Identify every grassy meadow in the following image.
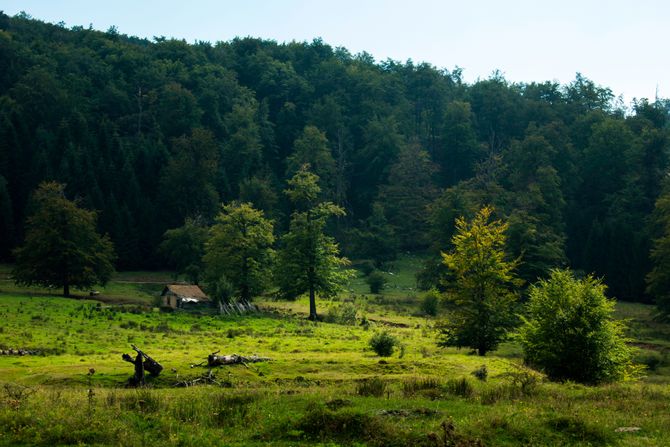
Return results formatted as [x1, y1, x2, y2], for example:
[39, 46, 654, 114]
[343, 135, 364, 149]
[0, 257, 669, 446]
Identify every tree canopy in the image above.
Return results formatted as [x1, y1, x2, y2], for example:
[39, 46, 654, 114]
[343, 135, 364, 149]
[12, 182, 115, 296]
[0, 13, 669, 307]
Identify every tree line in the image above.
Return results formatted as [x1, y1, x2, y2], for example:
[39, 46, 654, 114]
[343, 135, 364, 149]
[1, 12, 670, 308]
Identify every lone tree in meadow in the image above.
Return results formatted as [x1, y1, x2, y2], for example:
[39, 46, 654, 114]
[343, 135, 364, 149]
[437, 206, 521, 355]
[276, 165, 354, 320]
[519, 269, 634, 384]
[13, 182, 115, 297]
[203, 202, 275, 303]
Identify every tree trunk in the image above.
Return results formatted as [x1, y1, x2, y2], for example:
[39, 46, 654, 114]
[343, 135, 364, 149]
[308, 284, 317, 321]
[63, 283, 70, 297]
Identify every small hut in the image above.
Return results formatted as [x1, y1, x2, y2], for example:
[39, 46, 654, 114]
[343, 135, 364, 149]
[161, 284, 210, 309]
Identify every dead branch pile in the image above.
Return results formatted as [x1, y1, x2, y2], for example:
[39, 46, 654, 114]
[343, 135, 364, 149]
[0, 348, 40, 356]
[217, 300, 258, 315]
[174, 369, 220, 387]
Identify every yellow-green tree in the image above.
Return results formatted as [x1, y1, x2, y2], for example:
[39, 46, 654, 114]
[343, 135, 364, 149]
[438, 206, 521, 355]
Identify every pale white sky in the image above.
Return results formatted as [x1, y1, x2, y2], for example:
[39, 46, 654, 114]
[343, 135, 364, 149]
[2, 0, 668, 102]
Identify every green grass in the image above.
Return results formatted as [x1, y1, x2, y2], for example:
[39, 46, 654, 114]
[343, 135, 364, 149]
[0, 256, 669, 445]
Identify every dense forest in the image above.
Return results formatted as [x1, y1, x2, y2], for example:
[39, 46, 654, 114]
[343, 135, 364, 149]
[1, 12, 669, 303]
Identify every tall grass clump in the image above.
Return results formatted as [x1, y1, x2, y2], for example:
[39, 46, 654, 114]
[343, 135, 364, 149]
[356, 377, 388, 397]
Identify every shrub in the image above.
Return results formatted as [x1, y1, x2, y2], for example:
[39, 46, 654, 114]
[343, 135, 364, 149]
[421, 289, 440, 316]
[471, 365, 488, 381]
[326, 302, 358, 325]
[366, 270, 387, 294]
[518, 269, 635, 384]
[369, 331, 397, 357]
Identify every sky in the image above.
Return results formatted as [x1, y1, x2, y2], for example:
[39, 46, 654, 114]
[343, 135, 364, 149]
[2, 0, 668, 103]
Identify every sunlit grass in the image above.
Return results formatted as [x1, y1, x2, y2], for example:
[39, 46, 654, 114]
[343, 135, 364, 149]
[0, 255, 669, 445]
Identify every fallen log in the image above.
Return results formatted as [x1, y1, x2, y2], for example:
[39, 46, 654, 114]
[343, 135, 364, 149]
[204, 351, 271, 367]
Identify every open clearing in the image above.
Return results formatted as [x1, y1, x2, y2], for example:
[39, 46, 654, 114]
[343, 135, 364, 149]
[0, 257, 669, 446]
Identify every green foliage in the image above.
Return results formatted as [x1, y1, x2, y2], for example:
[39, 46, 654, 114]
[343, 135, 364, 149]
[366, 270, 387, 294]
[0, 13, 668, 305]
[159, 218, 208, 284]
[286, 126, 336, 197]
[357, 260, 376, 276]
[12, 182, 115, 296]
[438, 206, 521, 355]
[203, 202, 274, 303]
[349, 203, 398, 267]
[355, 377, 388, 397]
[444, 377, 475, 398]
[647, 181, 670, 319]
[421, 289, 440, 316]
[276, 166, 354, 319]
[378, 143, 438, 250]
[326, 302, 359, 325]
[368, 331, 398, 357]
[518, 269, 635, 384]
[0, 174, 13, 259]
[158, 128, 220, 227]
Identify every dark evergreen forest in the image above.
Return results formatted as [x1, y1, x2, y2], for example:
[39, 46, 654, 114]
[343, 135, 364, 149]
[1, 12, 669, 302]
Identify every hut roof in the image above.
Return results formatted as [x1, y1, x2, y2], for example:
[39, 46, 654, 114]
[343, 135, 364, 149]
[162, 284, 210, 302]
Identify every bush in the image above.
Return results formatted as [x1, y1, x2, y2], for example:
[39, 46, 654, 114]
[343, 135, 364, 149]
[368, 331, 397, 357]
[421, 289, 440, 316]
[326, 302, 358, 325]
[366, 270, 387, 294]
[518, 269, 635, 384]
[471, 365, 488, 381]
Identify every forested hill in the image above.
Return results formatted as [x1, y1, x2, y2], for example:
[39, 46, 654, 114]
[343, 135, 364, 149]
[0, 12, 668, 301]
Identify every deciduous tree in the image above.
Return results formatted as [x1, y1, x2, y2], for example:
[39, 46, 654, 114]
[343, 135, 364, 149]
[13, 182, 115, 297]
[203, 202, 274, 303]
[437, 206, 521, 355]
[276, 166, 353, 320]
